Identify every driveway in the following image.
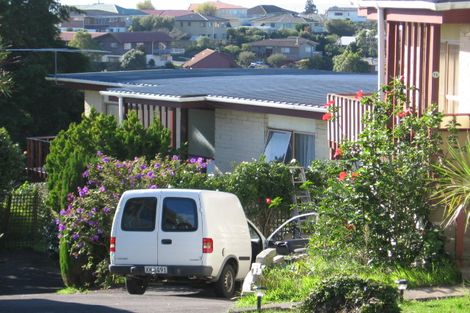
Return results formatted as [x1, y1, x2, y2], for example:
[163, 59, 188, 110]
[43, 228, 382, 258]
[0, 250, 233, 313]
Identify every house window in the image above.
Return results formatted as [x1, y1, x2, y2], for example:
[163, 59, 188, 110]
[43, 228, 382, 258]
[270, 23, 275, 28]
[201, 22, 206, 27]
[188, 21, 191, 26]
[305, 46, 313, 53]
[180, 21, 184, 27]
[123, 43, 132, 50]
[439, 42, 460, 114]
[334, 12, 343, 16]
[264, 129, 315, 168]
[281, 47, 291, 53]
[110, 42, 118, 48]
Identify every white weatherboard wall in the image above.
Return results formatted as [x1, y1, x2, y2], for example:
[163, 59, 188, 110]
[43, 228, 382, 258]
[84, 90, 105, 115]
[214, 109, 329, 173]
[214, 109, 267, 173]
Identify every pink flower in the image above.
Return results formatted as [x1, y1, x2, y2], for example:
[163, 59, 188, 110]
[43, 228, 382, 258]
[322, 113, 333, 121]
[323, 100, 335, 108]
[338, 171, 348, 181]
[333, 148, 342, 159]
[397, 108, 412, 118]
[356, 90, 363, 100]
[265, 198, 272, 205]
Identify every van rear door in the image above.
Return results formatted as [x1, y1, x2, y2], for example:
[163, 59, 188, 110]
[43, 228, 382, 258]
[157, 194, 203, 266]
[114, 196, 159, 265]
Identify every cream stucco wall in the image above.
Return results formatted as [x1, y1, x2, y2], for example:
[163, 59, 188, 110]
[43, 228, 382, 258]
[84, 90, 105, 115]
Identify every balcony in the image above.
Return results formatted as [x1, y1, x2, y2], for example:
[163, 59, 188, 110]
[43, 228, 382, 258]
[26, 136, 55, 182]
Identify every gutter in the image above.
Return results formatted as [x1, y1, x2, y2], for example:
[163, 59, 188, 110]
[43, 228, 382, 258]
[45, 76, 127, 88]
[99, 90, 327, 113]
[360, 0, 470, 11]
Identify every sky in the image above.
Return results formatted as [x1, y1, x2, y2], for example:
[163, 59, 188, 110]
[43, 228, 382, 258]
[58, 0, 359, 14]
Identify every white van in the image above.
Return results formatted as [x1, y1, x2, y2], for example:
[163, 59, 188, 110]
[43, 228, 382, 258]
[109, 189, 253, 298]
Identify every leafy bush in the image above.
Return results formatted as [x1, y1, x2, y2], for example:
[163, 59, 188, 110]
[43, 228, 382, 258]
[267, 53, 288, 68]
[310, 78, 445, 267]
[301, 275, 399, 313]
[46, 110, 171, 212]
[238, 51, 256, 67]
[58, 153, 208, 287]
[120, 47, 147, 70]
[0, 127, 25, 193]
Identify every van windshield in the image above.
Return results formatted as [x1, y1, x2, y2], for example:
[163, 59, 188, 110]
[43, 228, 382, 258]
[121, 197, 157, 231]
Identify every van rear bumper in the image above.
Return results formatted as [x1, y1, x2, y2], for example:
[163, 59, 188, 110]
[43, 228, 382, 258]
[109, 265, 213, 277]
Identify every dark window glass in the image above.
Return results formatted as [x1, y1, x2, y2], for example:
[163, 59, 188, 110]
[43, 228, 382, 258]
[121, 197, 157, 231]
[162, 197, 198, 232]
[264, 130, 292, 162]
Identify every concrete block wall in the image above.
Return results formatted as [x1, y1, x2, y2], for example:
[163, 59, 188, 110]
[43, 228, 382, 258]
[214, 109, 267, 173]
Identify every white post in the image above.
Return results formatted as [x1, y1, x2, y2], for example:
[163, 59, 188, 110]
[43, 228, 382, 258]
[176, 108, 181, 149]
[377, 5, 386, 96]
[118, 96, 124, 124]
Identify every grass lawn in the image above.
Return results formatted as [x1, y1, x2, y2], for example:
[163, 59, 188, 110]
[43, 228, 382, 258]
[400, 296, 470, 312]
[254, 296, 470, 313]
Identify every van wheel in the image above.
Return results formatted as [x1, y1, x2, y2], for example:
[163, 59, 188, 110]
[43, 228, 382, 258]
[125, 276, 147, 295]
[215, 264, 236, 298]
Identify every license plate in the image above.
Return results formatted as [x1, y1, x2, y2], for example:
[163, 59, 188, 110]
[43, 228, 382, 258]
[144, 266, 168, 274]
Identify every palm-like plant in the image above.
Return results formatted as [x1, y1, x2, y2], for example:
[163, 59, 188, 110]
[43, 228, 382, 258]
[432, 141, 470, 228]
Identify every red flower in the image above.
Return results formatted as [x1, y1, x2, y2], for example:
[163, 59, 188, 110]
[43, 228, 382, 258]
[333, 148, 342, 159]
[323, 100, 335, 108]
[338, 171, 348, 181]
[265, 198, 272, 205]
[355, 90, 363, 100]
[322, 113, 333, 121]
[397, 108, 412, 118]
[351, 172, 359, 179]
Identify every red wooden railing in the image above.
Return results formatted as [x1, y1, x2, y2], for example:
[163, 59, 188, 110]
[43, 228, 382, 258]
[26, 136, 55, 182]
[327, 93, 371, 158]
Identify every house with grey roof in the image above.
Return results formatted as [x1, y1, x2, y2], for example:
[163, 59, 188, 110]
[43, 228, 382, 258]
[60, 4, 147, 32]
[325, 6, 366, 22]
[247, 5, 296, 19]
[249, 37, 319, 61]
[251, 13, 317, 32]
[47, 69, 376, 172]
[174, 13, 230, 41]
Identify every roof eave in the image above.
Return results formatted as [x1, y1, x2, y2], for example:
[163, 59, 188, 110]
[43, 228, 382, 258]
[359, 0, 470, 11]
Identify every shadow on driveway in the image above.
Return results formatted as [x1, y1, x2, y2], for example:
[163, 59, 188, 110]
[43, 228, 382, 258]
[0, 299, 133, 313]
[0, 249, 64, 295]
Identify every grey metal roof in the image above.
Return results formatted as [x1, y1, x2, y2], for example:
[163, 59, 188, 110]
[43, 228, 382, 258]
[359, 0, 470, 10]
[50, 68, 377, 108]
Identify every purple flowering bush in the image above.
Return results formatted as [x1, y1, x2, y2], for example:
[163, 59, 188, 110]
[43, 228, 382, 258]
[58, 152, 208, 287]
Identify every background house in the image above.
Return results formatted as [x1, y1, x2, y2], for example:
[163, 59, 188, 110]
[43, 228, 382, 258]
[188, 1, 248, 26]
[250, 13, 315, 32]
[94, 32, 172, 65]
[325, 6, 367, 22]
[250, 37, 319, 61]
[60, 3, 147, 32]
[46, 69, 376, 172]
[174, 13, 229, 40]
[182, 49, 237, 68]
[247, 5, 295, 19]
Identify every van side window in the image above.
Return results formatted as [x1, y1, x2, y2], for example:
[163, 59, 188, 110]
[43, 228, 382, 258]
[121, 197, 157, 231]
[162, 197, 197, 232]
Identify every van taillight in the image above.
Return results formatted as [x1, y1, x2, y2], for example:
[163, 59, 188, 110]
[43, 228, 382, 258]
[203, 238, 213, 253]
[110, 236, 116, 253]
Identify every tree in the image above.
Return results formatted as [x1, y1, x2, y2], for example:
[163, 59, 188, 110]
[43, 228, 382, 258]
[267, 53, 287, 68]
[223, 45, 241, 56]
[196, 36, 213, 49]
[129, 16, 175, 32]
[0, 47, 12, 96]
[333, 50, 369, 73]
[136, 0, 154, 10]
[120, 47, 147, 70]
[195, 2, 217, 16]
[326, 19, 357, 36]
[0, 128, 24, 193]
[304, 0, 317, 14]
[355, 28, 378, 58]
[237, 51, 256, 67]
[68, 31, 100, 51]
[0, 0, 89, 144]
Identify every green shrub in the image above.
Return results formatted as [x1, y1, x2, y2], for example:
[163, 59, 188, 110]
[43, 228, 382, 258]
[301, 275, 399, 313]
[267, 53, 288, 68]
[46, 110, 171, 212]
[0, 127, 25, 193]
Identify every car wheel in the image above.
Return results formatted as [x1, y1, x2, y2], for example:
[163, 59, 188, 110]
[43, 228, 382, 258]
[125, 276, 147, 295]
[215, 264, 236, 298]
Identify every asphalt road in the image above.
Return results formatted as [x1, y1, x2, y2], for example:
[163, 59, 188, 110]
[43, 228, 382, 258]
[0, 250, 233, 313]
[0, 285, 234, 313]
